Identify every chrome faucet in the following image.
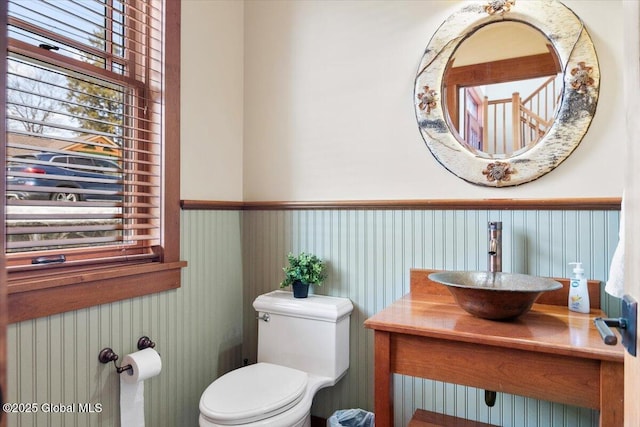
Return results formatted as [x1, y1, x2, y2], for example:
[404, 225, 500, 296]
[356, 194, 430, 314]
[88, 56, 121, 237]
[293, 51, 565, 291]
[486, 220, 503, 408]
[488, 221, 502, 273]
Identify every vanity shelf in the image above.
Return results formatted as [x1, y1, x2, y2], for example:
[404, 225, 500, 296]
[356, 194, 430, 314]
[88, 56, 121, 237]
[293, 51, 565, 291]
[409, 409, 497, 427]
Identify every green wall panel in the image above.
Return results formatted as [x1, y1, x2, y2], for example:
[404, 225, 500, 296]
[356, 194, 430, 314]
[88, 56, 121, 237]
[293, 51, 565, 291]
[6, 210, 243, 427]
[5, 208, 619, 427]
[242, 209, 620, 426]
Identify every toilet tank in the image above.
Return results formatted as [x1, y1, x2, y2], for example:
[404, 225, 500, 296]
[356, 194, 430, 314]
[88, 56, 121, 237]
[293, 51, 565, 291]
[253, 290, 353, 382]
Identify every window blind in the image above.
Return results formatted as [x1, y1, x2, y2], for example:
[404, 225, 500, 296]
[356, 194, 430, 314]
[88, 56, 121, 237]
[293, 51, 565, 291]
[5, 0, 164, 270]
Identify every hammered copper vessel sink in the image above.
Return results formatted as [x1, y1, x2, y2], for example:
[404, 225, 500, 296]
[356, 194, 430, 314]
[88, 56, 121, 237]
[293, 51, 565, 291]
[428, 271, 563, 320]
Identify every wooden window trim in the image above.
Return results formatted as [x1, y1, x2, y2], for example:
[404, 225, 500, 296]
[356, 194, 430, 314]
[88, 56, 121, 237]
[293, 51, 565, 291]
[4, 1, 185, 324]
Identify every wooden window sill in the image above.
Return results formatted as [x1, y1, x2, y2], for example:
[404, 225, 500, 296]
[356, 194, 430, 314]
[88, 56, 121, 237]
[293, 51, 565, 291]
[7, 260, 187, 323]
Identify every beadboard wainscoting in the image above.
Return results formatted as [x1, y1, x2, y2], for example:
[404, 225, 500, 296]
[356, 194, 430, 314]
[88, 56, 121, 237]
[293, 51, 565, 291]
[6, 206, 620, 427]
[242, 208, 621, 427]
[6, 210, 244, 427]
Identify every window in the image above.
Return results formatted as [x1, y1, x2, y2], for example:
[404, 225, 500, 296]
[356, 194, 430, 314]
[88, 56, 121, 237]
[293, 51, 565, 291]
[2, 0, 184, 322]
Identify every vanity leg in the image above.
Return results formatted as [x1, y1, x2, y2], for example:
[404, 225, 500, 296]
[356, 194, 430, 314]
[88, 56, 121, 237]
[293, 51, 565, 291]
[599, 361, 623, 426]
[374, 331, 394, 427]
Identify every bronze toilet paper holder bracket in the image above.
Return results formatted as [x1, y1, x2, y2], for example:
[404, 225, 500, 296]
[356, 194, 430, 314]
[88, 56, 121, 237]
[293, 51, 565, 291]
[98, 336, 156, 374]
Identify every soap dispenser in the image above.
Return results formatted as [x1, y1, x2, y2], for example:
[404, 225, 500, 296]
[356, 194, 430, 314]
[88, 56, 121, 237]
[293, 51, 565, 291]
[568, 262, 590, 313]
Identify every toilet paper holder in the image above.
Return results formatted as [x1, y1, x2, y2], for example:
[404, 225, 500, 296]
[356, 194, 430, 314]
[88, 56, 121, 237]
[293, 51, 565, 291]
[98, 336, 156, 374]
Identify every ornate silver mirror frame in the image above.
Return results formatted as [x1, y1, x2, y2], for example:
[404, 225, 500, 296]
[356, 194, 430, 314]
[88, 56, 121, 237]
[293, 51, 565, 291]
[414, 0, 599, 187]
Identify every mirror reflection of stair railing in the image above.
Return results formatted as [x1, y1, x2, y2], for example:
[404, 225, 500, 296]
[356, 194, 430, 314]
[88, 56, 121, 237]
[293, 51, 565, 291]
[468, 75, 561, 156]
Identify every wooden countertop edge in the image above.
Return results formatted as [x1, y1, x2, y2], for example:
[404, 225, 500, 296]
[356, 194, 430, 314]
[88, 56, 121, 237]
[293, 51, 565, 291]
[363, 295, 624, 363]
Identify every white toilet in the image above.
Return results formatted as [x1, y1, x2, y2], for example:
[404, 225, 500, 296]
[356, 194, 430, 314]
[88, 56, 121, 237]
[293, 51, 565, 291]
[199, 290, 354, 427]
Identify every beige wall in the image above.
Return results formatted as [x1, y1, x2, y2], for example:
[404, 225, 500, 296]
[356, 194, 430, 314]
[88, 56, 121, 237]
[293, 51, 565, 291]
[181, 0, 244, 201]
[180, 0, 625, 201]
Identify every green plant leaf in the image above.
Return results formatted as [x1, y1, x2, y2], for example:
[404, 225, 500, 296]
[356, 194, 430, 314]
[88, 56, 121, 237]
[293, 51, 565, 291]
[279, 252, 327, 288]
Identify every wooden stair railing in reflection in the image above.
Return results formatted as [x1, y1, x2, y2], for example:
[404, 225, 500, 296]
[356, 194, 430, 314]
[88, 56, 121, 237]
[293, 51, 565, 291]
[481, 75, 561, 155]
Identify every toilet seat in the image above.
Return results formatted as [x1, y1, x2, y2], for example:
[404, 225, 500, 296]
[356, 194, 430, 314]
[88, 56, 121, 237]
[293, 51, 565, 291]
[199, 363, 308, 425]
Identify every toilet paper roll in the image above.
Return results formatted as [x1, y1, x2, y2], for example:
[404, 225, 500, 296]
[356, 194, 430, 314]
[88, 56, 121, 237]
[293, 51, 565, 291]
[120, 348, 162, 427]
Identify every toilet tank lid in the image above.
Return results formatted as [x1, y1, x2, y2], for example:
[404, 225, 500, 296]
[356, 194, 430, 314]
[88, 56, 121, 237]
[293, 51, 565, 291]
[253, 290, 353, 322]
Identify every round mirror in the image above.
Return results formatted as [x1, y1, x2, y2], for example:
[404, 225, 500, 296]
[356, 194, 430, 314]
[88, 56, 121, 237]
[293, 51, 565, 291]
[414, 0, 599, 186]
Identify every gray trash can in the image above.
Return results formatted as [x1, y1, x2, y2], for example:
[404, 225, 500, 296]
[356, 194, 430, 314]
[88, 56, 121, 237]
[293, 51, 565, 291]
[327, 409, 374, 427]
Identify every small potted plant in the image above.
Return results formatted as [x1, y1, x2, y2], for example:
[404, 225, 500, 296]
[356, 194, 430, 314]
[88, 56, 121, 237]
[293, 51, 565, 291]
[279, 252, 327, 298]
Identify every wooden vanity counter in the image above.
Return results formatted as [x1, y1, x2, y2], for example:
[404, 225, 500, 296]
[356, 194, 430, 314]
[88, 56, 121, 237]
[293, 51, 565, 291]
[364, 270, 624, 427]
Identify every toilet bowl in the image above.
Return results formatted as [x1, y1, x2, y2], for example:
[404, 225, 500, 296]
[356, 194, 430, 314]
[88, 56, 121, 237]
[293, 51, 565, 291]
[198, 290, 353, 427]
[199, 363, 332, 427]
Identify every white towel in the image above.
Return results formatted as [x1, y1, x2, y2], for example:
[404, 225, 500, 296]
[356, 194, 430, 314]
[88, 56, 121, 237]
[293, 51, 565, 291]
[605, 193, 625, 298]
